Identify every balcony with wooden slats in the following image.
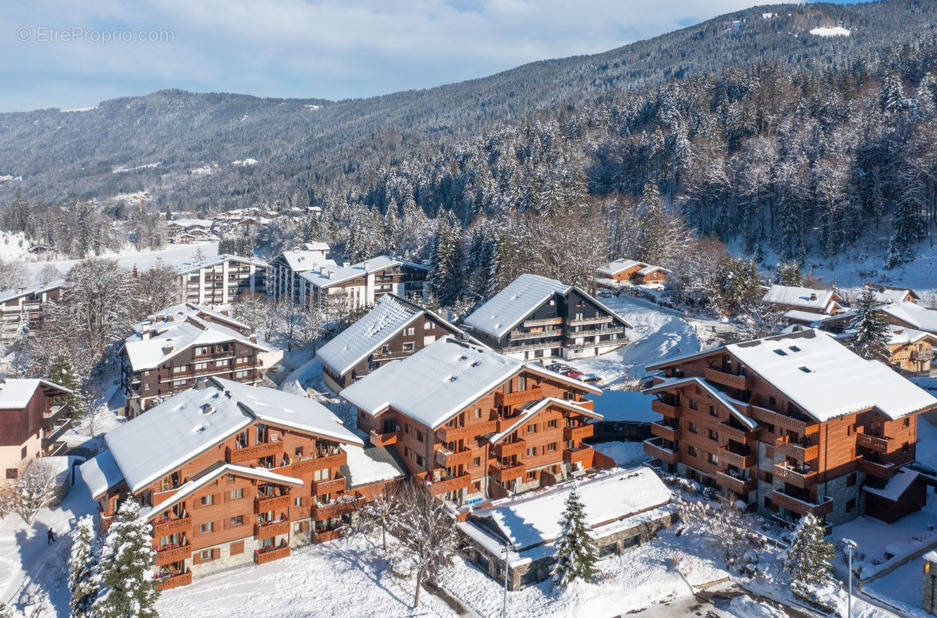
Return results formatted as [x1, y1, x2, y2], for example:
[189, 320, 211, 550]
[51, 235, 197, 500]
[254, 545, 290, 565]
[313, 475, 347, 498]
[775, 437, 819, 462]
[495, 387, 544, 408]
[312, 528, 343, 543]
[154, 544, 191, 566]
[255, 494, 291, 513]
[254, 519, 290, 539]
[703, 367, 751, 391]
[771, 490, 833, 517]
[719, 447, 754, 469]
[643, 437, 678, 464]
[427, 473, 472, 496]
[152, 516, 192, 537]
[311, 497, 363, 520]
[154, 570, 192, 591]
[563, 446, 594, 468]
[488, 463, 525, 485]
[226, 441, 283, 464]
[715, 471, 755, 495]
[563, 424, 593, 442]
[650, 422, 679, 442]
[493, 439, 526, 459]
[774, 463, 817, 489]
[856, 432, 890, 455]
[369, 430, 397, 447]
[288, 451, 346, 475]
[719, 422, 756, 444]
[651, 399, 679, 418]
[858, 457, 897, 480]
[435, 447, 474, 469]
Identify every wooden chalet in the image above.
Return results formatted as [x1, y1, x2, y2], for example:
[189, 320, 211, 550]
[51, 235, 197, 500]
[80, 378, 405, 590]
[643, 329, 937, 526]
[595, 259, 669, 288]
[1, 379, 73, 484]
[462, 274, 631, 361]
[341, 337, 615, 506]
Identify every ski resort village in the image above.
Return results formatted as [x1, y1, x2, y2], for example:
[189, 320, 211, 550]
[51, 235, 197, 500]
[5, 1, 937, 617]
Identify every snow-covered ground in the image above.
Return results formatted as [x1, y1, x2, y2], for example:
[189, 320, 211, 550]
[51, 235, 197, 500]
[591, 441, 648, 467]
[20, 241, 220, 287]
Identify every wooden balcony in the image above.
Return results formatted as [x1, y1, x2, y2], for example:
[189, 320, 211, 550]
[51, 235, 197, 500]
[746, 405, 819, 437]
[489, 464, 525, 484]
[312, 497, 363, 520]
[715, 471, 756, 494]
[154, 544, 191, 566]
[254, 519, 290, 539]
[255, 494, 291, 513]
[771, 490, 833, 518]
[775, 438, 819, 462]
[509, 329, 563, 342]
[774, 463, 817, 489]
[435, 447, 474, 469]
[856, 432, 890, 454]
[427, 473, 472, 496]
[313, 528, 343, 543]
[254, 545, 290, 565]
[858, 458, 897, 480]
[651, 399, 679, 418]
[436, 424, 475, 443]
[704, 367, 751, 391]
[289, 451, 346, 475]
[226, 441, 283, 464]
[313, 476, 347, 498]
[719, 448, 754, 469]
[522, 317, 563, 328]
[493, 439, 527, 459]
[643, 437, 678, 464]
[720, 423, 756, 443]
[495, 387, 544, 408]
[369, 430, 397, 447]
[650, 422, 679, 441]
[152, 516, 192, 536]
[154, 570, 192, 591]
[563, 446, 594, 468]
[567, 315, 613, 327]
[563, 424, 594, 442]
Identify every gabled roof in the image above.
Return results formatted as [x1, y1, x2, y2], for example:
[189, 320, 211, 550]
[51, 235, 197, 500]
[317, 294, 469, 377]
[488, 397, 602, 444]
[123, 304, 270, 371]
[887, 325, 937, 346]
[80, 450, 124, 499]
[644, 377, 758, 429]
[596, 259, 644, 276]
[462, 274, 571, 339]
[880, 302, 937, 335]
[872, 288, 917, 305]
[104, 377, 362, 493]
[300, 255, 428, 289]
[0, 280, 65, 304]
[175, 253, 269, 275]
[340, 337, 599, 430]
[280, 243, 332, 272]
[762, 285, 838, 313]
[0, 378, 71, 409]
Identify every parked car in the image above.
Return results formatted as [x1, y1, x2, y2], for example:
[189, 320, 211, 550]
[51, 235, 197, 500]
[579, 373, 601, 383]
[563, 369, 584, 379]
[546, 363, 569, 373]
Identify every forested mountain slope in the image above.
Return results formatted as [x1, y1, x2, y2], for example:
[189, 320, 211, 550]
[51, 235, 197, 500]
[0, 1, 934, 211]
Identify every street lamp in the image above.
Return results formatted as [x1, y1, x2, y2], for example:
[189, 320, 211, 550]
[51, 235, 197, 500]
[502, 541, 514, 618]
[843, 538, 858, 618]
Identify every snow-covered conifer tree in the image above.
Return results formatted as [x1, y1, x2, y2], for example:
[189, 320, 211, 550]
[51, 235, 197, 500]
[92, 500, 158, 618]
[784, 513, 834, 596]
[429, 211, 464, 307]
[849, 287, 891, 361]
[68, 515, 99, 618]
[551, 486, 597, 586]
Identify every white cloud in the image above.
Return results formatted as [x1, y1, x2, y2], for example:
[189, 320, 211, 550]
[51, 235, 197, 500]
[0, 0, 780, 111]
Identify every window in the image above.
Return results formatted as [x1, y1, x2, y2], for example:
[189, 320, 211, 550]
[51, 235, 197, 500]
[424, 321, 432, 330]
[546, 442, 557, 452]
[215, 359, 229, 367]
[381, 345, 390, 353]
[195, 362, 208, 370]
[707, 453, 718, 465]
[229, 515, 243, 528]
[416, 431, 424, 443]
[200, 494, 214, 506]
[198, 549, 215, 561]
[474, 408, 482, 418]
[547, 419, 558, 429]
[687, 446, 697, 457]
[709, 406, 717, 417]
[402, 342, 415, 352]
[173, 365, 186, 374]
[229, 488, 243, 500]
[846, 498, 856, 511]
[473, 457, 480, 466]
[517, 375, 527, 391]
[173, 379, 187, 387]
[405, 327, 415, 336]
[527, 447, 536, 457]
[688, 422, 697, 434]
[20, 446, 27, 460]
[5, 468, 17, 480]
[708, 429, 718, 441]
[688, 399, 698, 411]
[416, 454, 424, 467]
[200, 522, 214, 534]
[846, 473, 856, 487]
[294, 496, 303, 507]
[294, 447, 304, 457]
[904, 418, 910, 427]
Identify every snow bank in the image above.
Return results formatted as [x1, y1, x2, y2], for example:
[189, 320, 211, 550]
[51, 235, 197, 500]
[810, 26, 851, 37]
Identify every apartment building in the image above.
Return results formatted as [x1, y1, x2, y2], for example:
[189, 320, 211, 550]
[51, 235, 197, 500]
[1, 378, 73, 484]
[298, 255, 429, 313]
[120, 304, 276, 416]
[268, 243, 333, 303]
[176, 254, 269, 306]
[0, 281, 64, 341]
[80, 378, 404, 590]
[643, 329, 937, 526]
[462, 274, 631, 361]
[341, 337, 611, 506]
[316, 294, 473, 392]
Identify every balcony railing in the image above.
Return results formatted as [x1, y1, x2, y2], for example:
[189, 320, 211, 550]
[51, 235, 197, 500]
[154, 544, 191, 566]
[567, 316, 613, 327]
[435, 447, 474, 469]
[226, 441, 283, 464]
[255, 494, 291, 513]
[509, 329, 563, 342]
[493, 440, 526, 459]
[775, 437, 819, 461]
[720, 422, 756, 443]
[427, 473, 472, 496]
[152, 516, 192, 536]
[369, 430, 397, 447]
[313, 476, 347, 497]
[254, 545, 290, 565]
[719, 447, 754, 469]
[858, 458, 897, 480]
[488, 464, 525, 485]
[522, 317, 563, 328]
[774, 463, 817, 489]
[563, 424, 594, 442]
[154, 570, 192, 591]
[704, 367, 751, 391]
[495, 387, 544, 408]
[651, 399, 679, 418]
[254, 519, 290, 539]
[650, 422, 679, 442]
[288, 451, 346, 475]
[313, 528, 343, 543]
[771, 490, 833, 518]
[312, 497, 363, 520]
[856, 432, 890, 454]
[746, 404, 818, 437]
[643, 437, 678, 464]
[715, 471, 755, 495]
[436, 424, 475, 443]
[563, 446, 594, 467]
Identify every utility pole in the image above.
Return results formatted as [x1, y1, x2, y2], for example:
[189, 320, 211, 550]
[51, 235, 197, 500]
[843, 538, 858, 618]
[502, 542, 513, 618]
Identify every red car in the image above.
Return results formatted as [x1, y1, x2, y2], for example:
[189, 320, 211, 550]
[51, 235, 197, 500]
[563, 369, 584, 379]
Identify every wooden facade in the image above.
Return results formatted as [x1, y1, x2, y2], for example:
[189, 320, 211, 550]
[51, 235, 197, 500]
[0, 380, 72, 484]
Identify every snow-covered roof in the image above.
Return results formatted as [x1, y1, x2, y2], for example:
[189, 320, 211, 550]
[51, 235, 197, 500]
[340, 445, 406, 487]
[0, 279, 64, 304]
[470, 468, 670, 550]
[644, 377, 758, 429]
[462, 274, 571, 339]
[280, 243, 332, 273]
[762, 285, 837, 313]
[727, 329, 937, 422]
[488, 397, 601, 444]
[887, 325, 937, 346]
[175, 253, 269, 275]
[79, 450, 125, 498]
[300, 255, 427, 289]
[0, 378, 71, 409]
[340, 337, 599, 430]
[783, 309, 831, 324]
[637, 264, 669, 276]
[863, 468, 920, 502]
[317, 295, 423, 376]
[105, 377, 362, 492]
[596, 259, 643, 277]
[872, 289, 915, 305]
[880, 302, 937, 335]
[144, 302, 248, 332]
[140, 463, 303, 520]
[123, 304, 269, 371]
[168, 218, 213, 228]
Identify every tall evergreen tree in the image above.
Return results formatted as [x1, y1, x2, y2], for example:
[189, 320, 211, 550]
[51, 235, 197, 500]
[849, 287, 891, 361]
[774, 261, 806, 286]
[47, 355, 84, 420]
[68, 515, 99, 618]
[429, 211, 464, 307]
[880, 71, 908, 113]
[551, 486, 598, 586]
[784, 513, 835, 595]
[92, 500, 159, 618]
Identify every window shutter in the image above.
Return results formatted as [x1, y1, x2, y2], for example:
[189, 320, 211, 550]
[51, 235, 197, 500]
[211, 548, 220, 560]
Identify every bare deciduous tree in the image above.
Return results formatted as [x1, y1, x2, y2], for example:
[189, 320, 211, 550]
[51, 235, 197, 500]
[3, 458, 58, 525]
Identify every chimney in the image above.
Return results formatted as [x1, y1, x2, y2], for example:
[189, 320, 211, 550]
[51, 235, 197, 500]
[162, 344, 174, 354]
[328, 269, 334, 279]
[809, 293, 817, 301]
[250, 335, 257, 344]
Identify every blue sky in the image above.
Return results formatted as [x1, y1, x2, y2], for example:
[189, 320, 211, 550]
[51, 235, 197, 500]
[1, 0, 868, 112]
